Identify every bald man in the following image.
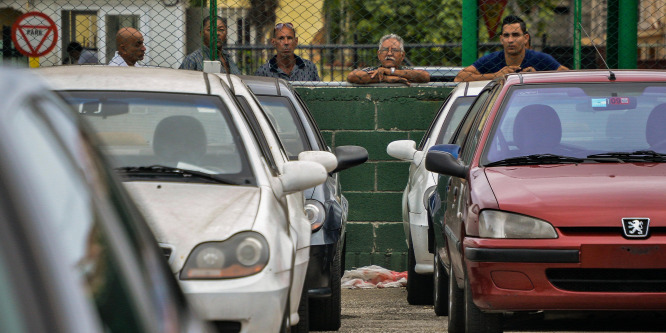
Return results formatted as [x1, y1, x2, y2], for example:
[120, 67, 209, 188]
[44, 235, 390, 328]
[109, 27, 146, 66]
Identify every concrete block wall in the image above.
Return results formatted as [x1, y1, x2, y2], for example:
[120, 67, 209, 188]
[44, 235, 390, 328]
[295, 83, 454, 271]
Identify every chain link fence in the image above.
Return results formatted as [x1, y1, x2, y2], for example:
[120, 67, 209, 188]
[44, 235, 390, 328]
[0, 0, 664, 82]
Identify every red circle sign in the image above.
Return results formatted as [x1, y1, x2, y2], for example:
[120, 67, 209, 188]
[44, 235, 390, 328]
[11, 12, 58, 57]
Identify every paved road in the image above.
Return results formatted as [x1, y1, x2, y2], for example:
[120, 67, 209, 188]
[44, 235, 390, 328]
[321, 287, 665, 333]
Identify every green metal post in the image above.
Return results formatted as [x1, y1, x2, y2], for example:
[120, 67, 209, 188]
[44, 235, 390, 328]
[618, 0, 638, 69]
[461, 0, 478, 66]
[209, 0, 218, 61]
[606, 0, 619, 69]
[573, 0, 581, 69]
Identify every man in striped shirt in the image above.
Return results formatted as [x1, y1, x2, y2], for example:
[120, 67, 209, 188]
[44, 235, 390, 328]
[254, 23, 320, 81]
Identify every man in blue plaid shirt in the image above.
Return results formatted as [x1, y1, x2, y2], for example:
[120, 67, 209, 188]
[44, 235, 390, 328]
[179, 16, 240, 74]
[254, 23, 320, 81]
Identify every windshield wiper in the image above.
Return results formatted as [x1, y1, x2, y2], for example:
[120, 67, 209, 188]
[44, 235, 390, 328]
[485, 154, 587, 167]
[115, 165, 234, 184]
[586, 150, 666, 162]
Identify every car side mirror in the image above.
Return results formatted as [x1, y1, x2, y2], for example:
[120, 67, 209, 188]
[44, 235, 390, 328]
[279, 160, 328, 195]
[386, 140, 418, 161]
[428, 144, 460, 159]
[332, 145, 368, 173]
[298, 150, 337, 173]
[425, 149, 468, 179]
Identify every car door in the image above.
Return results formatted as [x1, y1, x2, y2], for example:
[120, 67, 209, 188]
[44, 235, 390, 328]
[444, 86, 498, 279]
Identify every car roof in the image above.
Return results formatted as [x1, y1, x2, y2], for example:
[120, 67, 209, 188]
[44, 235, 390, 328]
[505, 69, 666, 86]
[35, 66, 211, 94]
[239, 75, 293, 96]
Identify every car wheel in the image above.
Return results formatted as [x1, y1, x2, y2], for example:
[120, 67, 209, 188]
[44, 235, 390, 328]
[309, 244, 342, 331]
[292, 282, 309, 333]
[407, 238, 433, 305]
[464, 273, 502, 333]
[447, 266, 464, 333]
[433, 250, 449, 316]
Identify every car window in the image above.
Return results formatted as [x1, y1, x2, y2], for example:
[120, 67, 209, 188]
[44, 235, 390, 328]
[6, 98, 147, 332]
[234, 95, 280, 175]
[294, 91, 328, 150]
[419, 92, 454, 149]
[452, 88, 493, 153]
[62, 91, 255, 185]
[482, 83, 666, 164]
[434, 96, 477, 145]
[256, 95, 309, 159]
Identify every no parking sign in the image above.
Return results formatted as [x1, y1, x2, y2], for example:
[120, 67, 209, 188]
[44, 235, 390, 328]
[11, 12, 58, 58]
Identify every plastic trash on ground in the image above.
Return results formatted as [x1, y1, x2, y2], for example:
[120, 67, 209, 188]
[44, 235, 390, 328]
[341, 265, 408, 289]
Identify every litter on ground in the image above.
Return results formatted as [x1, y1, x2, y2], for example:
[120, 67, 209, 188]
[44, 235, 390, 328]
[341, 265, 408, 289]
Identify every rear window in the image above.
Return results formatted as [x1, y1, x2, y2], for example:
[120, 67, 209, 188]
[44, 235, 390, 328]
[482, 83, 666, 164]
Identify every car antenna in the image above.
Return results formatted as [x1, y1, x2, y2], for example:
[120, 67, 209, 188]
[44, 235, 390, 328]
[579, 22, 615, 81]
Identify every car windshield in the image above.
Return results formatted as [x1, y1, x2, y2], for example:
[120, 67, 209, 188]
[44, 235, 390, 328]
[62, 91, 255, 185]
[255, 95, 307, 159]
[482, 83, 666, 165]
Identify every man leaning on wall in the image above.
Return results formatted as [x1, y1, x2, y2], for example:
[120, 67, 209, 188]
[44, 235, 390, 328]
[254, 22, 321, 81]
[347, 34, 430, 85]
[455, 15, 568, 82]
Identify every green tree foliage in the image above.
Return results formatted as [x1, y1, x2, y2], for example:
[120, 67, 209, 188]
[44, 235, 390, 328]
[344, 0, 464, 66]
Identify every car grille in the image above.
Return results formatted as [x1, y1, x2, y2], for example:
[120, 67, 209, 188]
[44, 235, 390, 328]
[547, 268, 666, 292]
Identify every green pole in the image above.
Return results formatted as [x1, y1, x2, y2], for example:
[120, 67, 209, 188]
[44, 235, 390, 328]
[573, 0, 581, 69]
[618, 0, 638, 69]
[209, 0, 218, 61]
[461, 0, 478, 66]
[606, 0, 619, 69]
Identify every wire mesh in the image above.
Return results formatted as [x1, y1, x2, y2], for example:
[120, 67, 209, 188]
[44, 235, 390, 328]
[0, 0, 664, 83]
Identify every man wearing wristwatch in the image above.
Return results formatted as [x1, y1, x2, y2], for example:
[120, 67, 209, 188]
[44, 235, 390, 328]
[347, 33, 430, 85]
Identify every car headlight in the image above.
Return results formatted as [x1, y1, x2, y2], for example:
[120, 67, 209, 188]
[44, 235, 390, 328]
[180, 232, 269, 280]
[479, 210, 557, 239]
[304, 199, 326, 231]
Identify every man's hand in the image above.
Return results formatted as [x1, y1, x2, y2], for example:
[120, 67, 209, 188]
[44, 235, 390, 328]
[497, 65, 522, 76]
[521, 66, 536, 72]
[369, 67, 391, 82]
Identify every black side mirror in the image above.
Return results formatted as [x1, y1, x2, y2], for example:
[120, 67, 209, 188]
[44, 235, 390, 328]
[332, 145, 368, 173]
[425, 150, 468, 179]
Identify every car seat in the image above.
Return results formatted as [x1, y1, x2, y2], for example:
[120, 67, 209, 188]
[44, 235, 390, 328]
[513, 104, 562, 156]
[646, 103, 666, 152]
[153, 115, 207, 165]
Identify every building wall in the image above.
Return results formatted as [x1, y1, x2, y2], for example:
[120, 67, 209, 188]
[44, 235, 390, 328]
[295, 83, 454, 271]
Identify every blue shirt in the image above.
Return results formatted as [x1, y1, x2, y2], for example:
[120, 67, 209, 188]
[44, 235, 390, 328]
[255, 55, 320, 81]
[473, 49, 562, 74]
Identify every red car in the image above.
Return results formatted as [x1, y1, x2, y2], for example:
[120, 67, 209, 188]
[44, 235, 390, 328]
[425, 70, 666, 333]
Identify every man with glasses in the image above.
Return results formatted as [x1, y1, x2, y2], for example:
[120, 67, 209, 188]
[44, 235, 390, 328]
[254, 22, 320, 81]
[179, 16, 241, 74]
[347, 33, 430, 85]
[455, 15, 568, 82]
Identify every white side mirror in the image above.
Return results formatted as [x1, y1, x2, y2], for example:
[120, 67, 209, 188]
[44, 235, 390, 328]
[280, 160, 327, 194]
[387, 140, 418, 162]
[298, 150, 338, 173]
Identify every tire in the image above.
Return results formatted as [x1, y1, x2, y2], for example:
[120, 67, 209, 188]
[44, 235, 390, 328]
[447, 266, 464, 333]
[464, 274, 502, 333]
[309, 245, 342, 331]
[433, 251, 449, 316]
[407, 239, 433, 305]
[292, 282, 310, 333]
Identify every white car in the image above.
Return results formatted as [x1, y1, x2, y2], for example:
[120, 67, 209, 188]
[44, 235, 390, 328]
[386, 80, 490, 305]
[37, 66, 331, 332]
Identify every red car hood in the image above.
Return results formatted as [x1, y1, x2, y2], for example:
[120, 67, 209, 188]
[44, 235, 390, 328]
[485, 163, 666, 227]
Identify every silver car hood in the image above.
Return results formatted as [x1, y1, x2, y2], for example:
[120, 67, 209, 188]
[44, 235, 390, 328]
[123, 181, 260, 269]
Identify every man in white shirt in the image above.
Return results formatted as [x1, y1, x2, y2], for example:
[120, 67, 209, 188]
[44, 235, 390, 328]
[109, 27, 145, 66]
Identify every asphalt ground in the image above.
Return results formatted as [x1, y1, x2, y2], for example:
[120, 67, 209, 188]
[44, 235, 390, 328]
[321, 287, 665, 333]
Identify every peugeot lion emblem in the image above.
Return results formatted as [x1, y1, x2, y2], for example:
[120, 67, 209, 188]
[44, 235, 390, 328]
[622, 218, 650, 238]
